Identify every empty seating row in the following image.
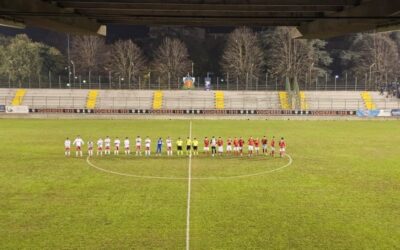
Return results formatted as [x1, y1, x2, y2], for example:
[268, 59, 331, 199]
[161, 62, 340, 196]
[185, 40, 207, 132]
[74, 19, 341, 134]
[304, 91, 400, 110]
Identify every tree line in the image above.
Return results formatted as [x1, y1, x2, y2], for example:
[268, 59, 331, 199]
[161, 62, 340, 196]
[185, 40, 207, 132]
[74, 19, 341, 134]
[0, 27, 399, 89]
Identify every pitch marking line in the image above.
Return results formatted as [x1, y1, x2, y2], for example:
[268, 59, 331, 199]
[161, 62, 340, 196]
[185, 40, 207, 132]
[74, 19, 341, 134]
[85, 154, 293, 180]
[186, 120, 192, 250]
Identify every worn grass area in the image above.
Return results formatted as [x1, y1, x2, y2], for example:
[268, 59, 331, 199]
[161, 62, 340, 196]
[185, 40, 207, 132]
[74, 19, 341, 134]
[0, 119, 399, 249]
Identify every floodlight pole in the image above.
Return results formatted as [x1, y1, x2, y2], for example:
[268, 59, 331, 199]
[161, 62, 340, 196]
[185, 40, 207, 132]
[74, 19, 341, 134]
[334, 76, 337, 91]
[227, 73, 229, 90]
[369, 63, 376, 90]
[88, 71, 91, 89]
[325, 73, 328, 91]
[67, 34, 71, 86]
[109, 71, 112, 89]
[148, 72, 151, 89]
[355, 76, 358, 91]
[71, 60, 76, 88]
[309, 62, 314, 89]
[168, 72, 171, 90]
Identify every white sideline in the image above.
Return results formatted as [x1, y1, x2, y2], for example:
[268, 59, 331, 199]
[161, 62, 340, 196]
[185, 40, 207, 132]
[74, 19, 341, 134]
[186, 120, 192, 250]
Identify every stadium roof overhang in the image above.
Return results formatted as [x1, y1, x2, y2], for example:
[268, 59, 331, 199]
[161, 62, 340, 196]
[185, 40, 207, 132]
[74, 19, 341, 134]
[0, 0, 399, 39]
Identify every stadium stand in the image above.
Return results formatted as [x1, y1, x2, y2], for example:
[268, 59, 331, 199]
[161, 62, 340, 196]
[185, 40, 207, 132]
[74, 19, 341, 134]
[0, 89, 399, 111]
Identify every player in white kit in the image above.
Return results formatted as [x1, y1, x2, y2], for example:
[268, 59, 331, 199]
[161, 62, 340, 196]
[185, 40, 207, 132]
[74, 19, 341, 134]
[124, 137, 130, 155]
[73, 136, 84, 157]
[166, 136, 173, 156]
[87, 140, 94, 156]
[145, 137, 151, 156]
[135, 136, 142, 156]
[226, 137, 232, 154]
[64, 137, 71, 157]
[114, 137, 121, 155]
[97, 138, 103, 156]
[104, 136, 111, 155]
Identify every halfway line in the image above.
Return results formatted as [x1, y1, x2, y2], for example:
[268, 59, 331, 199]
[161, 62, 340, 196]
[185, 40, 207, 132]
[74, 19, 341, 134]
[186, 120, 192, 250]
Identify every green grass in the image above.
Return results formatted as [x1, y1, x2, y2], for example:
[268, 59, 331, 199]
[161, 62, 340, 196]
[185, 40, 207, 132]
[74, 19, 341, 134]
[0, 119, 399, 249]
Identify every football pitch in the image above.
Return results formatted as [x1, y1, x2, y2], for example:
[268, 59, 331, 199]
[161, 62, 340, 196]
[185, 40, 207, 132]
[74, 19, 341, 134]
[1, 119, 399, 249]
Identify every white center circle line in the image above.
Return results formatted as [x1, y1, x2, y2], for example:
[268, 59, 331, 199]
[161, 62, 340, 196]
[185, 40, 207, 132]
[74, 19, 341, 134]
[85, 154, 293, 180]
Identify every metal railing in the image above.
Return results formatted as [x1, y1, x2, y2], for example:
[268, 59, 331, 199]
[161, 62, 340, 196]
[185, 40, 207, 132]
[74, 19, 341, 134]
[0, 72, 392, 91]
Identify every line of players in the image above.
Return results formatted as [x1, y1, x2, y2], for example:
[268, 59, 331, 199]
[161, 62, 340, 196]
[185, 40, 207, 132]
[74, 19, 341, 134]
[64, 136, 287, 158]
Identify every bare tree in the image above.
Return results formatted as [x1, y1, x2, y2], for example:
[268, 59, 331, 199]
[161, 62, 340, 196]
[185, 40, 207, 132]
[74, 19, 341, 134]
[263, 27, 331, 86]
[70, 35, 107, 80]
[109, 39, 146, 86]
[342, 32, 399, 88]
[152, 37, 191, 87]
[221, 27, 264, 88]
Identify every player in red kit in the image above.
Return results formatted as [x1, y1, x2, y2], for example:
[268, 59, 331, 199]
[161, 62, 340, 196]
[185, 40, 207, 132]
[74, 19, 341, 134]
[261, 136, 268, 155]
[270, 136, 276, 157]
[204, 137, 210, 155]
[279, 137, 286, 157]
[254, 138, 260, 155]
[233, 137, 239, 156]
[238, 137, 244, 156]
[248, 136, 255, 157]
[217, 137, 224, 156]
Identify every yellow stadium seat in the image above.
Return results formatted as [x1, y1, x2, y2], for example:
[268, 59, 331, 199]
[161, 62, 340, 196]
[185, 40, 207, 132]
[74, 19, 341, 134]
[279, 92, 290, 110]
[215, 91, 224, 109]
[86, 90, 98, 109]
[153, 91, 163, 110]
[360, 92, 376, 110]
[11, 89, 27, 106]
